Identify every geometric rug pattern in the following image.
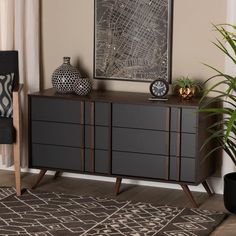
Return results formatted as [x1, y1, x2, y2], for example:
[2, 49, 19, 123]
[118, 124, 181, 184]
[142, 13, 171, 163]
[0, 189, 227, 236]
[0, 187, 15, 201]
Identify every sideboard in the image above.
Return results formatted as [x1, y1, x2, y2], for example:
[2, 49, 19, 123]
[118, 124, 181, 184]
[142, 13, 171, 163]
[28, 88, 220, 207]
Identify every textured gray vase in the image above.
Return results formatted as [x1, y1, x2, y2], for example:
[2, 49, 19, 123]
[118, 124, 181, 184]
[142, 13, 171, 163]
[73, 78, 92, 96]
[52, 57, 81, 93]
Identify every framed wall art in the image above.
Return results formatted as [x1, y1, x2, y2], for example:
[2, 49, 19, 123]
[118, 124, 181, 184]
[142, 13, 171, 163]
[94, 0, 173, 83]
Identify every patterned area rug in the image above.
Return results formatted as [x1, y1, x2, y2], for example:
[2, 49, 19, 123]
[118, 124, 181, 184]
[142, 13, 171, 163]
[0, 189, 227, 236]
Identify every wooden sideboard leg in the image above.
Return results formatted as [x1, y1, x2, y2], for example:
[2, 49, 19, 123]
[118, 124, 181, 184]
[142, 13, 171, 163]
[32, 170, 47, 189]
[115, 177, 122, 196]
[180, 184, 198, 208]
[54, 171, 62, 179]
[202, 180, 213, 196]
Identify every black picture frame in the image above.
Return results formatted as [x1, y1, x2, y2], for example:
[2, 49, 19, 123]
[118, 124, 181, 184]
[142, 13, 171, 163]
[93, 0, 173, 83]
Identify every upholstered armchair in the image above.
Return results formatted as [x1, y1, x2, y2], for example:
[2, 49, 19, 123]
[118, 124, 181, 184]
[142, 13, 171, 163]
[0, 51, 23, 196]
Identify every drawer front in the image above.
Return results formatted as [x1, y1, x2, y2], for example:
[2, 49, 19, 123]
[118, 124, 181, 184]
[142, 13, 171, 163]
[112, 128, 168, 155]
[31, 144, 82, 171]
[181, 133, 196, 158]
[113, 104, 169, 130]
[84, 149, 110, 174]
[112, 151, 168, 179]
[31, 97, 81, 123]
[180, 158, 196, 182]
[32, 121, 82, 147]
[85, 102, 110, 126]
[85, 126, 109, 150]
[181, 109, 197, 133]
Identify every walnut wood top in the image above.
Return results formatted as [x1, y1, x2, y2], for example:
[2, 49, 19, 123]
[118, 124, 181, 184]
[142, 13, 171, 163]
[30, 88, 208, 108]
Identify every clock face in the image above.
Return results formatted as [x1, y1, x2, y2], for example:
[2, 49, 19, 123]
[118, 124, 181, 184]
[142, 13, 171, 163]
[150, 79, 169, 97]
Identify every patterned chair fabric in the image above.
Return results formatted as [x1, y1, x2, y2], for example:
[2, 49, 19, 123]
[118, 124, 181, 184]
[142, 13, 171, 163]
[0, 51, 19, 144]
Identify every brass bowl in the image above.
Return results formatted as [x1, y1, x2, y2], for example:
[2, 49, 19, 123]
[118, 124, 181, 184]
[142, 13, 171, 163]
[178, 87, 196, 99]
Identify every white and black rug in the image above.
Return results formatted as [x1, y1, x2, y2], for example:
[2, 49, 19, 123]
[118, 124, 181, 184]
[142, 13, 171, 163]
[0, 189, 227, 236]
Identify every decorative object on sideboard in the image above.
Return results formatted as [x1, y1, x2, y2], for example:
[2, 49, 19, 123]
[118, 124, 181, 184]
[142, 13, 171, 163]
[73, 78, 92, 96]
[52, 57, 81, 93]
[172, 76, 202, 100]
[200, 24, 236, 213]
[149, 79, 169, 100]
[94, 0, 173, 83]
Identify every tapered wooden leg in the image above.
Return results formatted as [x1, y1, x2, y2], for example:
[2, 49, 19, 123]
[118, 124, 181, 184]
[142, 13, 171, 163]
[115, 177, 122, 195]
[32, 170, 47, 189]
[13, 143, 21, 196]
[54, 171, 62, 179]
[202, 180, 213, 196]
[180, 184, 198, 208]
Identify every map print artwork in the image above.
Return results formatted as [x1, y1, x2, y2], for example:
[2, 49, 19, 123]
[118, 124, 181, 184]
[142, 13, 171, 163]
[95, 0, 171, 82]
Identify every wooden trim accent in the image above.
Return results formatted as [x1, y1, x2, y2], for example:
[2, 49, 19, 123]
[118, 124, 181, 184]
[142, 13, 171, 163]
[166, 108, 170, 180]
[12, 84, 23, 196]
[202, 180, 213, 196]
[91, 102, 95, 172]
[176, 157, 180, 181]
[32, 170, 47, 189]
[180, 184, 198, 208]
[176, 133, 181, 181]
[115, 177, 122, 195]
[109, 103, 112, 175]
[80, 101, 85, 171]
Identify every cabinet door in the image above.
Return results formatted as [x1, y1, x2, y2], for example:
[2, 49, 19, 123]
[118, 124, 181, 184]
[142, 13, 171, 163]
[31, 97, 82, 123]
[112, 151, 168, 179]
[113, 104, 169, 130]
[113, 127, 169, 155]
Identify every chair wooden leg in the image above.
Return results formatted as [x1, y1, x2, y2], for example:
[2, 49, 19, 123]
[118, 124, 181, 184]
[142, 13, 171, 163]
[202, 180, 213, 196]
[115, 177, 122, 196]
[13, 143, 21, 196]
[180, 184, 198, 208]
[32, 170, 47, 189]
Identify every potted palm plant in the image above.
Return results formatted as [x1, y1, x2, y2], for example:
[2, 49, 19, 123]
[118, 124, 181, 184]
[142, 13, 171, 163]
[200, 24, 236, 213]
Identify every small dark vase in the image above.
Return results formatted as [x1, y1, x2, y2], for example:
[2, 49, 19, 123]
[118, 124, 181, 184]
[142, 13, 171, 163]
[224, 172, 236, 213]
[52, 57, 81, 93]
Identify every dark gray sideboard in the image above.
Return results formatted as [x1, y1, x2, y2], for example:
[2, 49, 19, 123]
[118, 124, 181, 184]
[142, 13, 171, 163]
[28, 88, 220, 207]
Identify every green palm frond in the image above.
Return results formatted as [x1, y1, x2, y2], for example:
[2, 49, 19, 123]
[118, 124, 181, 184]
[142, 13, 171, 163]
[200, 23, 236, 166]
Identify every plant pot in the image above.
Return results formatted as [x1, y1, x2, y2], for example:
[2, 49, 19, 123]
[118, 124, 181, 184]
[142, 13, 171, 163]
[178, 87, 196, 99]
[224, 172, 236, 213]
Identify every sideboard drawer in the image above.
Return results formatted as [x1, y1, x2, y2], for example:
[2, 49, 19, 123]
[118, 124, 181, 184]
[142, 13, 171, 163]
[31, 144, 82, 171]
[181, 133, 196, 158]
[112, 151, 168, 179]
[180, 158, 196, 182]
[112, 127, 168, 155]
[32, 121, 82, 147]
[31, 97, 81, 123]
[182, 109, 197, 133]
[113, 104, 169, 130]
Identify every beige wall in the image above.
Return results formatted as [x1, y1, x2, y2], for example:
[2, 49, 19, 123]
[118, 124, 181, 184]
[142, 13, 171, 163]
[41, 0, 227, 92]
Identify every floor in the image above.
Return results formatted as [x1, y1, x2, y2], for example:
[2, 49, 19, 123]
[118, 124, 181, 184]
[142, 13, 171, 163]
[0, 170, 236, 235]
